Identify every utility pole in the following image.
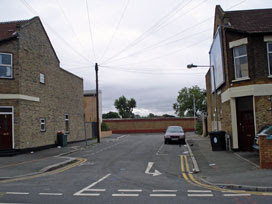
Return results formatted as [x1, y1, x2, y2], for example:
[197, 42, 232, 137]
[193, 94, 196, 131]
[95, 63, 100, 143]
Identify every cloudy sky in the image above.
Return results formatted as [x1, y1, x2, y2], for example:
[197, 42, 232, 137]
[1, 0, 271, 116]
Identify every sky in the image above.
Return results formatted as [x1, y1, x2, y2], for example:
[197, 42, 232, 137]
[1, 0, 271, 116]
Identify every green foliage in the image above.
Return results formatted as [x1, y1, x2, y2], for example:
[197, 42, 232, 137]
[147, 113, 157, 118]
[162, 114, 175, 118]
[114, 96, 136, 118]
[101, 122, 110, 131]
[173, 85, 207, 117]
[102, 111, 120, 119]
[195, 119, 203, 135]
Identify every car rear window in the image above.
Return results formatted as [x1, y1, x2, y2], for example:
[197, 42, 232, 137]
[167, 127, 183, 133]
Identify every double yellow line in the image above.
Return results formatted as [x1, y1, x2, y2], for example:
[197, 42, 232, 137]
[0, 157, 87, 183]
[180, 155, 221, 191]
[180, 155, 272, 196]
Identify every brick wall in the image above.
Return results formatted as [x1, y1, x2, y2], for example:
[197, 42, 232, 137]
[0, 17, 85, 149]
[103, 118, 195, 134]
[259, 135, 272, 168]
[16, 18, 85, 148]
[84, 95, 97, 122]
[255, 96, 272, 132]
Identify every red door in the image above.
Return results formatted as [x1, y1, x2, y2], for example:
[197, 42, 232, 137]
[236, 96, 255, 151]
[0, 114, 13, 149]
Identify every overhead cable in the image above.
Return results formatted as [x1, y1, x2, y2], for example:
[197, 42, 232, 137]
[20, 0, 93, 65]
[85, 0, 97, 61]
[100, 0, 130, 62]
[100, 0, 193, 64]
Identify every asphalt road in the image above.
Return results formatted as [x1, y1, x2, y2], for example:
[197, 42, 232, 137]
[0, 133, 271, 204]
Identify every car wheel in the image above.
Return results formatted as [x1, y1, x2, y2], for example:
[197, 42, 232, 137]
[181, 139, 186, 144]
[164, 139, 168, 144]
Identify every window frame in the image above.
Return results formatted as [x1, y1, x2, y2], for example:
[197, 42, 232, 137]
[65, 114, 69, 134]
[0, 53, 13, 79]
[40, 118, 46, 132]
[267, 42, 272, 76]
[233, 45, 249, 80]
[40, 73, 45, 84]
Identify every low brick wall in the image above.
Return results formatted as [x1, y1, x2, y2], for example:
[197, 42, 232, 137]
[101, 131, 112, 138]
[259, 135, 272, 168]
[103, 118, 195, 134]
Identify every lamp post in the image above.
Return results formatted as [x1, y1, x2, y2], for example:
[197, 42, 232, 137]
[187, 64, 219, 131]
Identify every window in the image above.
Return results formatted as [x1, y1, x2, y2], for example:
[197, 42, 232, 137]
[233, 45, 248, 79]
[267, 42, 272, 75]
[40, 118, 46, 132]
[65, 114, 69, 133]
[0, 53, 12, 78]
[40, 73, 45, 84]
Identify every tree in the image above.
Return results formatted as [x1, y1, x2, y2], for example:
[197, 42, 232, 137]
[173, 85, 206, 117]
[147, 113, 157, 118]
[114, 96, 136, 118]
[102, 111, 120, 119]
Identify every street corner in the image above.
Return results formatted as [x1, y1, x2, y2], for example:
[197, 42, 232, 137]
[0, 157, 87, 184]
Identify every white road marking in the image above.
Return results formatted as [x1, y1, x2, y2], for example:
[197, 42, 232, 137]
[85, 189, 106, 192]
[6, 192, 29, 195]
[188, 194, 214, 197]
[75, 193, 100, 196]
[223, 194, 251, 197]
[188, 190, 212, 193]
[116, 135, 127, 140]
[39, 193, 63, 196]
[74, 174, 111, 196]
[222, 190, 246, 193]
[145, 162, 162, 176]
[262, 192, 272, 196]
[156, 144, 168, 156]
[152, 190, 177, 193]
[150, 194, 176, 197]
[112, 194, 139, 197]
[118, 189, 142, 192]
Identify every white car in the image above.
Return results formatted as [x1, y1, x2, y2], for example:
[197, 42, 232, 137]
[164, 126, 185, 144]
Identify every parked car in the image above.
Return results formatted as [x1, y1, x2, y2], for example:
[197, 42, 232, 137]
[252, 124, 272, 151]
[164, 126, 185, 144]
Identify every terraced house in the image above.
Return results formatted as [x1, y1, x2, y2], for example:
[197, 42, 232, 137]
[0, 17, 85, 153]
[206, 6, 272, 151]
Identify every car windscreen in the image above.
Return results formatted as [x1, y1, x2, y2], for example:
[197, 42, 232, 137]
[166, 127, 183, 133]
[263, 126, 272, 135]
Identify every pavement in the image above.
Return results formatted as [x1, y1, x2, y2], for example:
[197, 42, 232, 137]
[186, 132, 272, 192]
[0, 138, 97, 180]
[1, 132, 272, 192]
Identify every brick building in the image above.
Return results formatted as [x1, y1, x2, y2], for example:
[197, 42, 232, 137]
[0, 17, 85, 151]
[206, 6, 272, 151]
[84, 90, 102, 138]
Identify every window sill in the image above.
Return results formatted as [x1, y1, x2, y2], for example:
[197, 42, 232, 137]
[0, 77, 13, 80]
[232, 77, 250, 83]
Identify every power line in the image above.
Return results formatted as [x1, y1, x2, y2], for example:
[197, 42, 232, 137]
[100, 0, 194, 65]
[99, 0, 130, 62]
[85, 0, 97, 61]
[105, 33, 211, 69]
[101, 0, 247, 66]
[227, 0, 248, 10]
[102, 0, 207, 64]
[100, 65, 206, 75]
[103, 27, 210, 65]
[20, 0, 93, 65]
[56, 0, 87, 55]
[147, 0, 207, 38]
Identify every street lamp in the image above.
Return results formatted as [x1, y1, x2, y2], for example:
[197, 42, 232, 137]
[187, 64, 219, 131]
